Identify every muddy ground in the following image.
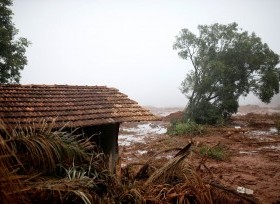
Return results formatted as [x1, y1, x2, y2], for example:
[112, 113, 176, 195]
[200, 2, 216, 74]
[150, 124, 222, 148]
[119, 105, 280, 203]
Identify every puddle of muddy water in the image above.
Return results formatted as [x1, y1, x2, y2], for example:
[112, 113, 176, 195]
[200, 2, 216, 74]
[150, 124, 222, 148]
[258, 145, 280, 151]
[137, 150, 148, 155]
[118, 123, 167, 146]
[248, 127, 278, 136]
[118, 134, 145, 146]
[155, 154, 173, 159]
[244, 127, 278, 141]
[122, 123, 167, 135]
[239, 150, 258, 154]
[242, 127, 280, 151]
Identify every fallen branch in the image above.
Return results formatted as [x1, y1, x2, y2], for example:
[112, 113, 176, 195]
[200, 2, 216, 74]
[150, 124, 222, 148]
[144, 142, 193, 186]
[209, 181, 257, 204]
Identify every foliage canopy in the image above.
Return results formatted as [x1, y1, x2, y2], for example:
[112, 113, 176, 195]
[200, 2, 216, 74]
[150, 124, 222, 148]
[173, 22, 280, 124]
[0, 0, 29, 83]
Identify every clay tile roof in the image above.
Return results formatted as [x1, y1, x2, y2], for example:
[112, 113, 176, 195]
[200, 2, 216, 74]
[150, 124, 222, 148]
[0, 84, 160, 128]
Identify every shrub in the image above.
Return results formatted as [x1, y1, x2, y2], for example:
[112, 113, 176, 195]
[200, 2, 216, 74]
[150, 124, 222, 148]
[167, 120, 205, 136]
[199, 145, 229, 161]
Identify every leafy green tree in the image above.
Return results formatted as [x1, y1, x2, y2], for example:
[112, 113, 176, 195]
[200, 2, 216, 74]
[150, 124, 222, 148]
[0, 0, 29, 83]
[173, 22, 280, 124]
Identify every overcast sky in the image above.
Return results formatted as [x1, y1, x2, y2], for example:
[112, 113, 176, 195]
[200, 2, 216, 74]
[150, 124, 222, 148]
[12, 0, 280, 107]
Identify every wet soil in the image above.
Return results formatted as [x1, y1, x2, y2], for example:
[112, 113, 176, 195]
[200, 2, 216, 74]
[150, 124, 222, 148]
[119, 105, 280, 203]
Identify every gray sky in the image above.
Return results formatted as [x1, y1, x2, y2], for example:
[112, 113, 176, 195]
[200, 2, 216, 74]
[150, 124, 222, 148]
[12, 0, 280, 107]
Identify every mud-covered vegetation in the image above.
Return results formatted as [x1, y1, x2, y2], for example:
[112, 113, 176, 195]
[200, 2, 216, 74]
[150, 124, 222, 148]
[199, 144, 229, 161]
[0, 121, 257, 204]
[0, 122, 121, 203]
[167, 119, 205, 136]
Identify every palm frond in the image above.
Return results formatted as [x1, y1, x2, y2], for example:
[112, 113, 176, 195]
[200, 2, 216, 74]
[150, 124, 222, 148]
[1, 121, 97, 174]
[0, 134, 29, 203]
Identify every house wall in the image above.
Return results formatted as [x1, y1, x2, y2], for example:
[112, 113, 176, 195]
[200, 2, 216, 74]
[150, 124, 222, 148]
[77, 123, 120, 173]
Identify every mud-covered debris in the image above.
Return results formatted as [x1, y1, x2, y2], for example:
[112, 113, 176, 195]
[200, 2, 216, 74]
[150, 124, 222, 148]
[237, 186, 254, 195]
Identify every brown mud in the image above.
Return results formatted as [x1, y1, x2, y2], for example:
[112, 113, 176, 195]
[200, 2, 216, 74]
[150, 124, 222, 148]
[120, 105, 280, 203]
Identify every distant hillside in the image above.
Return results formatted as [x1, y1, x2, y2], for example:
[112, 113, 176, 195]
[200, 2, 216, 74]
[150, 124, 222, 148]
[145, 105, 280, 119]
[237, 105, 280, 115]
[144, 106, 184, 117]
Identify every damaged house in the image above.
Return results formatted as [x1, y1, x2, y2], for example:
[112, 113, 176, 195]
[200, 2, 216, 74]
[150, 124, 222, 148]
[0, 84, 159, 171]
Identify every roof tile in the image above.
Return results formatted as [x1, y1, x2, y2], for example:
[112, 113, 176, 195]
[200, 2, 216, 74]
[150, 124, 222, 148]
[0, 84, 160, 128]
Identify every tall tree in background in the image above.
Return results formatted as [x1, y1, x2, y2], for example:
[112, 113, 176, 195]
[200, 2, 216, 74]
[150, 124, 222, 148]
[173, 22, 280, 124]
[0, 0, 29, 83]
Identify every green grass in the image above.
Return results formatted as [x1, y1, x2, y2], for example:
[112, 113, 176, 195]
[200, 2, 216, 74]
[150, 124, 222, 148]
[167, 120, 205, 136]
[199, 145, 229, 161]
